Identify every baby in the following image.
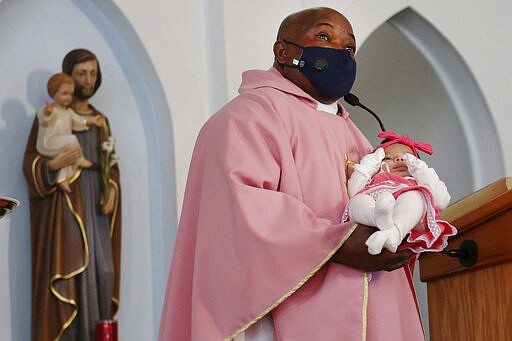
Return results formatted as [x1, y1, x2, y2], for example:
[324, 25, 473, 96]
[342, 131, 457, 255]
[36, 73, 104, 193]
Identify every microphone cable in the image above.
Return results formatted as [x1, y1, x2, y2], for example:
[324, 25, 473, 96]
[343, 93, 386, 132]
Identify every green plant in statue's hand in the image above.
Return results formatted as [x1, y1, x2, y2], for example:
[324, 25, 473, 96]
[100, 124, 119, 213]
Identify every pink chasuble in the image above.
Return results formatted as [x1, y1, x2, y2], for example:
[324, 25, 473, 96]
[158, 68, 424, 340]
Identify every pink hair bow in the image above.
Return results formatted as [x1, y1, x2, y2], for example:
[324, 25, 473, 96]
[377, 131, 433, 157]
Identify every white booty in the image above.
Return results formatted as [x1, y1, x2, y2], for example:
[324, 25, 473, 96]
[373, 191, 396, 231]
[383, 225, 403, 253]
[366, 227, 402, 255]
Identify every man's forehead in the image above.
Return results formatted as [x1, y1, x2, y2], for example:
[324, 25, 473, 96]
[72, 60, 98, 71]
[301, 14, 353, 35]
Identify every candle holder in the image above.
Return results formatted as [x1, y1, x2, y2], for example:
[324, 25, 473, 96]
[96, 320, 118, 341]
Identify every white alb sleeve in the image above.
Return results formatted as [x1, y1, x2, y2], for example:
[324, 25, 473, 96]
[404, 153, 451, 210]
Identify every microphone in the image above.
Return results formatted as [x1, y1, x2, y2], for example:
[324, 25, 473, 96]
[343, 93, 386, 132]
[288, 57, 328, 72]
[313, 57, 328, 72]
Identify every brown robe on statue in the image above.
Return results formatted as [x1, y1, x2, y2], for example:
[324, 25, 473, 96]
[23, 106, 122, 341]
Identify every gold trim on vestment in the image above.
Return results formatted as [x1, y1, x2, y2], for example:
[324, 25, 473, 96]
[74, 108, 95, 115]
[108, 180, 120, 237]
[345, 153, 356, 185]
[49, 192, 90, 340]
[362, 272, 369, 341]
[109, 179, 121, 315]
[226, 223, 360, 340]
[32, 155, 57, 197]
[68, 167, 82, 185]
[55, 168, 82, 187]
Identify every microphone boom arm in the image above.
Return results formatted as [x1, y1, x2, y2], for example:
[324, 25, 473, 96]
[343, 93, 386, 132]
[358, 103, 386, 132]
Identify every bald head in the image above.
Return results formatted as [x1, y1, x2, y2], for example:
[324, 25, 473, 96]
[273, 7, 356, 103]
[276, 7, 352, 42]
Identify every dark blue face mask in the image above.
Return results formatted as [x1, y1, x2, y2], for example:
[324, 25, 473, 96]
[283, 40, 357, 100]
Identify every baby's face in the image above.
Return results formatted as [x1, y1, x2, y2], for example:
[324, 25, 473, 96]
[382, 143, 414, 177]
[53, 82, 75, 108]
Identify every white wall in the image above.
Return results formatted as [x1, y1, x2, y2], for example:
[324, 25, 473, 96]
[112, 1, 511, 340]
[1, 0, 511, 339]
[113, 0, 512, 206]
[0, 0, 176, 340]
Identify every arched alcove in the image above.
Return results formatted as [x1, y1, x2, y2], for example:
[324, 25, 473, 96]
[73, 1, 178, 335]
[348, 7, 505, 339]
[350, 7, 505, 198]
[0, 0, 176, 339]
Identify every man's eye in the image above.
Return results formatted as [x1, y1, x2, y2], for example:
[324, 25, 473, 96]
[344, 46, 355, 53]
[318, 33, 329, 41]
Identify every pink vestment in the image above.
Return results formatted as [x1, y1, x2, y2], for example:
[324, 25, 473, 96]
[159, 68, 425, 340]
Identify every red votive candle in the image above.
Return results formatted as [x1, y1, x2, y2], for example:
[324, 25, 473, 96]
[96, 320, 118, 341]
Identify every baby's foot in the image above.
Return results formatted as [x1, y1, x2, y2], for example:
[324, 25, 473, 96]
[59, 181, 71, 193]
[366, 228, 400, 255]
[79, 158, 93, 168]
[374, 191, 395, 230]
[383, 226, 403, 253]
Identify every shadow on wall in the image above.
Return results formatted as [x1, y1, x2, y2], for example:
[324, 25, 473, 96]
[0, 69, 51, 341]
[0, 102, 31, 341]
[0, 0, 178, 339]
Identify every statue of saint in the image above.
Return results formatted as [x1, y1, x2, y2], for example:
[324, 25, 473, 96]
[23, 49, 122, 341]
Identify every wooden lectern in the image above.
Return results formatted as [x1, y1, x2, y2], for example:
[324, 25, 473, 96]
[419, 177, 512, 340]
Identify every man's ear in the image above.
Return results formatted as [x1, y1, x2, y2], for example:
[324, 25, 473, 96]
[273, 40, 287, 64]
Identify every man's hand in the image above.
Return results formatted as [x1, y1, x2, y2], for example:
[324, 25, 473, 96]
[47, 146, 82, 171]
[87, 115, 105, 128]
[101, 186, 116, 215]
[331, 224, 414, 272]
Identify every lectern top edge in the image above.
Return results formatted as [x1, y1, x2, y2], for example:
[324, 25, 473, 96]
[441, 176, 511, 222]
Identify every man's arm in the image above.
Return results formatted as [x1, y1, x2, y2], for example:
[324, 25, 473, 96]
[23, 117, 81, 198]
[331, 223, 415, 272]
[47, 145, 82, 171]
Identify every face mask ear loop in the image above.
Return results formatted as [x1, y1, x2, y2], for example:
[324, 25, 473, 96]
[282, 40, 305, 68]
[283, 40, 304, 49]
[380, 162, 390, 173]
